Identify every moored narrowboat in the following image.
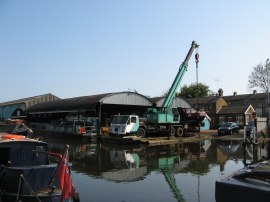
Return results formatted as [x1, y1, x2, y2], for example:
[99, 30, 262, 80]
[0, 134, 79, 202]
[215, 160, 270, 202]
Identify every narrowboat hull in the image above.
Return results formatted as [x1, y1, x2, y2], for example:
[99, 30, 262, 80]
[0, 136, 78, 202]
[215, 160, 270, 202]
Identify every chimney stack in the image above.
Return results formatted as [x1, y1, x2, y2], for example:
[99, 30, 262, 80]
[218, 88, 223, 97]
[233, 92, 237, 96]
[253, 90, 257, 94]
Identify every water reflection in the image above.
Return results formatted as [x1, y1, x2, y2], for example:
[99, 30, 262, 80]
[48, 140, 214, 177]
[44, 138, 269, 202]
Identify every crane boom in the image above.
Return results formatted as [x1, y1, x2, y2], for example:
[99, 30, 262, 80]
[161, 41, 199, 109]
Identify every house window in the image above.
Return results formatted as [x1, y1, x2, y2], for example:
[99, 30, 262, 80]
[236, 114, 243, 125]
[203, 106, 210, 112]
[219, 116, 225, 125]
[245, 114, 250, 124]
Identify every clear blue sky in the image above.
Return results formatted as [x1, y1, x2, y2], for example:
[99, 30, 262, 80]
[1, 1, 270, 102]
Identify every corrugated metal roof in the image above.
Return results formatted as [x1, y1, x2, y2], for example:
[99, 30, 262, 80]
[25, 92, 153, 114]
[101, 92, 153, 106]
[151, 96, 193, 108]
[0, 93, 59, 107]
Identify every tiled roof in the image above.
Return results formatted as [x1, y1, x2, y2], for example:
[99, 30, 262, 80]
[186, 96, 219, 105]
[226, 94, 252, 101]
[217, 105, 252, 114]
[248, 92, 268, 99]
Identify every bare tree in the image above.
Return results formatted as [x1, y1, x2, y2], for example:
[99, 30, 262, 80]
[248, 60, 270, 92]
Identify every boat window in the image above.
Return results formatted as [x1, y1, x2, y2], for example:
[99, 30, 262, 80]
[35, 145, 46, 152]
[0, 148, 10, 165]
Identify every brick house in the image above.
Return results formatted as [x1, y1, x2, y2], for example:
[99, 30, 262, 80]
[217, 105, 255, 128]
[186, 89, 227, 129]
[186, 89, 261, 129]
[225, 90, 269, 118]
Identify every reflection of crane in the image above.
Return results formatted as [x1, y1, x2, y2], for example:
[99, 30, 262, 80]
[161, 167, 185, 202]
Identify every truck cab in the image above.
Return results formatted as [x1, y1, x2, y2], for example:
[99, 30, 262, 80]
[109, 115, 139, 136]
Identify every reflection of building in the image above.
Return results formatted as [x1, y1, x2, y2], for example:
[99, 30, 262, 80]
[216, 141, 270, 202]
[215, 139, 269, 172]
[216, 140, 241, 172]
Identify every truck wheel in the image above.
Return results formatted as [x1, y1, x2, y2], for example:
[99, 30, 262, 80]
[176, 127, 184, 137]
[170, 127, 175, 136]
[137, 128, 146, 138]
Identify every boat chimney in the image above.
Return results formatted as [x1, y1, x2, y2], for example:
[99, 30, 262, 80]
[253, 90, 257, 95]
[233, 92, 237, 96]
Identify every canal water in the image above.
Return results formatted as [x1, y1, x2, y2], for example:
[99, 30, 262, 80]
[43, 135, 269, 202]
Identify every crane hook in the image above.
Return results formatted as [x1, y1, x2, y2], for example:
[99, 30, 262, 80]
[195, 53, 199, 63]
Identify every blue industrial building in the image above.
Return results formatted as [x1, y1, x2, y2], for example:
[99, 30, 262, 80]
[0, 94, 59, 121]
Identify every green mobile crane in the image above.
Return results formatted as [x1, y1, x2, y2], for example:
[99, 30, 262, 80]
[110, 41, 199, 137]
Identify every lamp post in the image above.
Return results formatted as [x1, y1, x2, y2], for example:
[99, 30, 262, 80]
[266, 58, 270, 137]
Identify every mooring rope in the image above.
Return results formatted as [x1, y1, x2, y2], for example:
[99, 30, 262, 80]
[17, 174, 41, 202]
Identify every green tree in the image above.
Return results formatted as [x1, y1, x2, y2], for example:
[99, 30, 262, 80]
[176, 83, 212, 98]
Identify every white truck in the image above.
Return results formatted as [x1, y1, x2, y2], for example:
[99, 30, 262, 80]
[109, 115, 140, 136]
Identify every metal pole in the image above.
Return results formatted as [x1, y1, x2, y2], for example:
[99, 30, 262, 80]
[267, 58, 270, 138]
[196, 62, 198, 110]
[195, 53, 200, 136]
[195, 53, 199, 111]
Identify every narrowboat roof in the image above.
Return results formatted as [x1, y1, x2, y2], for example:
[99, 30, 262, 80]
[0, 135, 46, 144]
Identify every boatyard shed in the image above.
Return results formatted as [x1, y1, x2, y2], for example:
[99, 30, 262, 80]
[25, 91, 154, 128]
[0, 94, 59, 121]
[24, 91, 202, 137]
